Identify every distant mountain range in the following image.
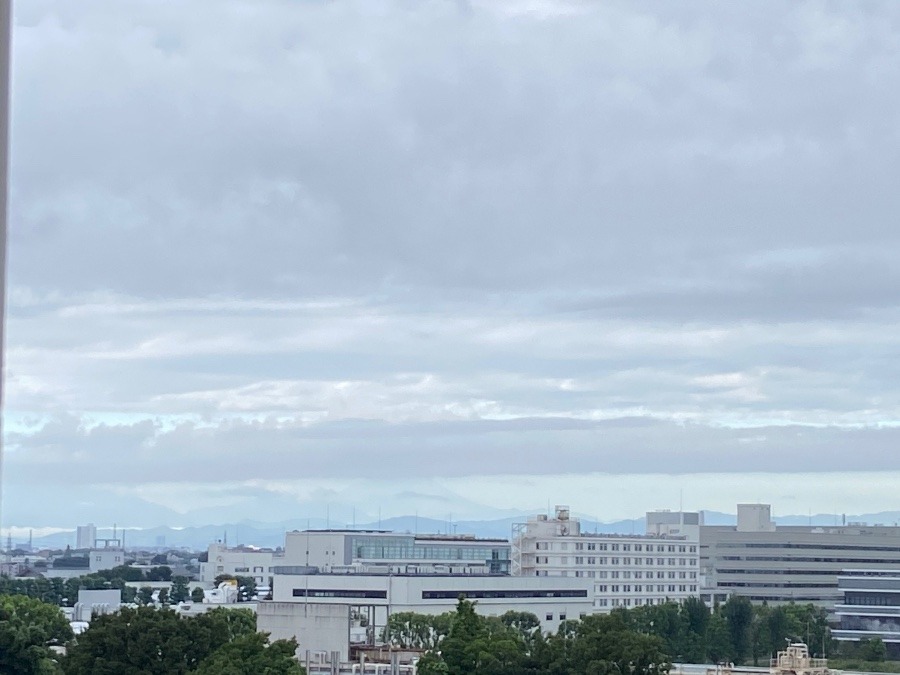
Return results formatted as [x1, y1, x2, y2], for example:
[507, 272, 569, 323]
[14, 509, 900, 552]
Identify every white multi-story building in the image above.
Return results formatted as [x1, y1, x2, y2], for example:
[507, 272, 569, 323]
[199, 543, 278, 587]
[76, 524, 97, 550]
[512, 506, 700, 612]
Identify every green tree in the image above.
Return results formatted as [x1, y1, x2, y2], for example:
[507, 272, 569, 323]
[860, 637, 887, 662]
[137, 586, 154, 605]
[428, 597, 529, 675]
[0, 594, 73, 675]
[235, 576, 257, 601]
[158, 587, 170, 605]
[146, 566, 172, 582]
[707, 613, 732, 663]
[417, 649, 451, 675]
[680, 597, 710, 663]
[61, 606, 255, 674]
[191, 587, 206, 603]
[199, 607, 257, 640]
[193, 632, 305, 674]
[549, 612, 670, 675]
[170, 576, 190, 603]
[723, 596, 754, 664]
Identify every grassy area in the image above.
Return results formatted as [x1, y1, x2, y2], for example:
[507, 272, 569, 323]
[827, 659, 900, 673]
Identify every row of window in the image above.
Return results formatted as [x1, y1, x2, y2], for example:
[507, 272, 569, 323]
[533, 570, 697, 580]
[537, 542, 696, 553]
[534, 556, 696, 567]
[720, 555, 900, 565]
[422, 589, 588, 599]
[546, 612, 589, 621]
[291, 588, 589, 600]
[576, 571, 698, 580]
[596, 597, 676, 608]
[717, 568, 841, 575]
[716, 543, 900, 552]
[595, 584, 696, 594]
[845, 593, 900, 607]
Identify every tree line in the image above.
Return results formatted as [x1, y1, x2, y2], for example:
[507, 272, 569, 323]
[0, 597, 305, 675]
[0, 566, 193, 606]
[388, 595, 836, 674]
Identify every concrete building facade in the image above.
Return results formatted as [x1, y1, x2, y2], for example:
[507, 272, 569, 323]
[833, 570, 900, 645]
[283, 530, 511, 575]
[701, 504, 900, 608]
[270, 572, 592, 630]
[512, 506, 700, 612]
[199, 543, 277, 587]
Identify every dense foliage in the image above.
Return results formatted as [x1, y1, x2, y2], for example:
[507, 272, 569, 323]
[410, 598, 669, 675]
[0, 565, 179, 606]
[400, 596, 833, 674]
[0, 594, 73, 674]
[61, 606, 303, 674]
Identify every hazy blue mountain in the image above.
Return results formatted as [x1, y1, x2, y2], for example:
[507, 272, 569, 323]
[17, 508, 900, 551]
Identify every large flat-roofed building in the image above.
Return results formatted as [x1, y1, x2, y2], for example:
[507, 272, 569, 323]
[701, 504, 900, 608]
[512, 506, 700, 612]
[833, 570, 900, 646]
[270, 571, 592, 630]
[283, 530, 511, 575]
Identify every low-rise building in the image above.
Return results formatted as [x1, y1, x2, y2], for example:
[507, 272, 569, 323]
[259, 569, 593, 662]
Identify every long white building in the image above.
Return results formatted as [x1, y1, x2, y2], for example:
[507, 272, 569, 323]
[200, 529, 511, 588]
[259, 570, 593, 663]
[283, 530, 511, 575]
[512, 506, 700, 611]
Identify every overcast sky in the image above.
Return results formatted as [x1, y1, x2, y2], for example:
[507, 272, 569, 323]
[5, 0, 900, 531]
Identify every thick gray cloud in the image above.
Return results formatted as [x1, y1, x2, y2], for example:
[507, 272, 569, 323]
[5, 0, 900, 527]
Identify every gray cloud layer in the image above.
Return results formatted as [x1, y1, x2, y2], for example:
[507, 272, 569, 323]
[5, 0, 900, 524]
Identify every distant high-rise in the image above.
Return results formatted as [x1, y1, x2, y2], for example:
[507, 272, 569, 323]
[76, 523, 97, 549]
